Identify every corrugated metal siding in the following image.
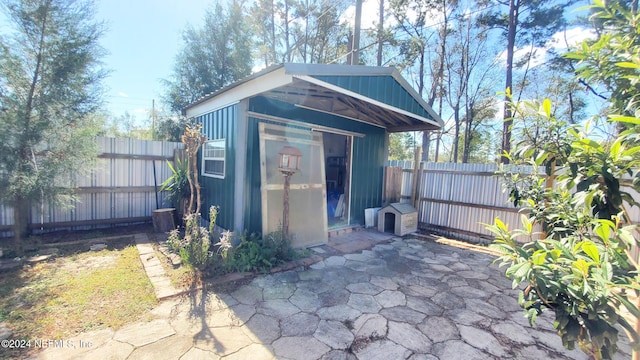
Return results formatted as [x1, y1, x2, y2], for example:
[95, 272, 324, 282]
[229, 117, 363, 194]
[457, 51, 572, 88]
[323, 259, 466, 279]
[198, 104, 237, 231]
[312, 75, 433, 121]
[420, 163, 525, 242]
[401, 162, 640, 261]
[0, 137, 183, 237]
[387, 161, 542, 243]
[350, 134, 385, 225]
[244, 116, 263, 234]
[247, 96, 386, 229]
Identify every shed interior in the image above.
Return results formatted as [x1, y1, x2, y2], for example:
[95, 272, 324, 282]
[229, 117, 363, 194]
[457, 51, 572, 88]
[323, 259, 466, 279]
[323, 132, 348, 229]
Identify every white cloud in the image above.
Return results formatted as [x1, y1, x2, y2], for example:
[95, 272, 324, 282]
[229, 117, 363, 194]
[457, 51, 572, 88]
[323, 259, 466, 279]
[496, 26, 596, 69]
[497, 46, 546, 69]
[118, 92, 129, 97]
[547, 27, 596, 51]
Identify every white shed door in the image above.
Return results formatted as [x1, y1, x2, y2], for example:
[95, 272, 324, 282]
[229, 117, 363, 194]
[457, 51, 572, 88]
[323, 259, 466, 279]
[258, 122, 328, 247]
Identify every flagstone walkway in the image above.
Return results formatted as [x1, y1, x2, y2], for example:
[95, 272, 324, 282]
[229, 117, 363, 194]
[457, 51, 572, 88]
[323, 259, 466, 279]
[36, 231, 633, 360]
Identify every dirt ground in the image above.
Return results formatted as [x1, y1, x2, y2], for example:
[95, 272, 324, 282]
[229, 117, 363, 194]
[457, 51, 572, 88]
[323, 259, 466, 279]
[0, 223, 156, 259]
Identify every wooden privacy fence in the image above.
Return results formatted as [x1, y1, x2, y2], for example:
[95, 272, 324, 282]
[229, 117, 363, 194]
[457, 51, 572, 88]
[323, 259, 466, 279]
[0, 137, 184, 237]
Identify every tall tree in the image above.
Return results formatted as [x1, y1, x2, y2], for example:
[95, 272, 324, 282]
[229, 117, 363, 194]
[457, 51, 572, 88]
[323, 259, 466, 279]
[0, 0, 106, 255]
[520, 57, 588, 124]
[250, 0, 278, 66]
[388, 132, 414, 160]
[304, 0, 349, 63]
[249, 0, 298, 65]
[377, 0, 385, 65]
[249, 0, 350, 65]
[461, 99, 499, 163]
[164, 0, 253, 113]
[390, 0, 452, 103]
[443, 2, 496, 163]
[389, 0, 448, 161]
[479, 0, 573, 162]
[390, 0, 501, 163]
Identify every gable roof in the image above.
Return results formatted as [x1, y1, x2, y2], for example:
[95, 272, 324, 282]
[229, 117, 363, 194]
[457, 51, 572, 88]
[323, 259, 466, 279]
[184, 63, 443, 132]
[381, 202, 417, 214]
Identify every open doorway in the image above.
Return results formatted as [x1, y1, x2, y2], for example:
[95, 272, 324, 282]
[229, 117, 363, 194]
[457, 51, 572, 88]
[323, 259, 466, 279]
[323, 132, 350, 230]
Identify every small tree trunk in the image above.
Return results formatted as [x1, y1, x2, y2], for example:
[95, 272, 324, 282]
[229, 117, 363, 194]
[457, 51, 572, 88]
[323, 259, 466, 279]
[421, 131, 430, 162]
[283, 0, 290, 62]
[270, 0, 276, 64]
[462, 110, 473, 163]
[13, 196, 29, 257]
[186, 156, 195, 214]
[502, 0, 518, 164]
[434, 132, 442, 162]
[376, 0, 384, 66]
[194, 153, 202, 215]
[452, 104, 461, 163]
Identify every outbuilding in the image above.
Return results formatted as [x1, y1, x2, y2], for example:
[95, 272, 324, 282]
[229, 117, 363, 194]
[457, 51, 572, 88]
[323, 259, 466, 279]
[184, 63, 442, 247]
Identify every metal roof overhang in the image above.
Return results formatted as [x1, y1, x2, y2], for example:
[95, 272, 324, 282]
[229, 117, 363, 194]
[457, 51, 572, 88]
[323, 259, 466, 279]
[184, 64, 442, 133]
[260, 76, 441, 133]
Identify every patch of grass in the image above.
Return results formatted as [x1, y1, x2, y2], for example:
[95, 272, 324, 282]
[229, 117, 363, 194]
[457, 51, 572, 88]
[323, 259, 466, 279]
[0, 246, 156, 341]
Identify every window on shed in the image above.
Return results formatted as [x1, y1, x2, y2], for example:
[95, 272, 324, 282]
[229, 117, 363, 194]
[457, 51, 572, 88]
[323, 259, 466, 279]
[202, 139, 225, 178]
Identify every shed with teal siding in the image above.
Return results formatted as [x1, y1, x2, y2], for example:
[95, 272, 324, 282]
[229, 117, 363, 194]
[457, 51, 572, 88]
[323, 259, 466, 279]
[184, 63, 442, 248]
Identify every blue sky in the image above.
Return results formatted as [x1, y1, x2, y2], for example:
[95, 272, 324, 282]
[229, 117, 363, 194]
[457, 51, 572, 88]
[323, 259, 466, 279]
[1, 0, 594, 128]
[95, 0, 590, 122]
[97, 0, 211, 121]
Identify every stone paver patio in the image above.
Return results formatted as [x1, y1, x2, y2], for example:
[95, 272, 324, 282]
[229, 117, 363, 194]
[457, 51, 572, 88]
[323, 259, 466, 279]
[36, 232, 633, 360]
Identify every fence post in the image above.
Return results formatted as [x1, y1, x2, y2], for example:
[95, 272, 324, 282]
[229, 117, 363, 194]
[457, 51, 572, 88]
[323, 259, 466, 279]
[411, 147, 422, 208]
[414, 161, 424, 212]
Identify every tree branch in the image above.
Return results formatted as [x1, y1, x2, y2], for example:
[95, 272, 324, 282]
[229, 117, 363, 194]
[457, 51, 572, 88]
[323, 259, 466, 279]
[561, 28, 608, 101]
[578, 78, 608, 100]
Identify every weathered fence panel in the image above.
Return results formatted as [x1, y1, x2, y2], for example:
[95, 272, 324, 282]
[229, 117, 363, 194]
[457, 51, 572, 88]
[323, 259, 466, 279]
[382, 166, 403, 204]
[419, 163, 529, 243]
[385, 162, 543, 243]
[387, 161, 640, 246]
[0, 137, 184, 237]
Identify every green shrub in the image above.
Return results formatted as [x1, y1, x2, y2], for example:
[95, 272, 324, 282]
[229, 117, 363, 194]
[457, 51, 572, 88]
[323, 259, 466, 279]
[263, 227, 296, 261]
[224, 232, 273, 273]
[486, 3, 640, 358]
[487, 98, 640, 360]
[160, 159, 190, 218]
[167, 206, 220, 271]
[223, 229, 298, 273]
[167, 208, 300, 275]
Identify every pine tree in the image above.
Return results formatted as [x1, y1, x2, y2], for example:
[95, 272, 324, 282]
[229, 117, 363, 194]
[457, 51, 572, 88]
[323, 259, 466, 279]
[163, 0, 253, 113]
[479, 0, 575, 162]
[0, 0, 106, 255]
